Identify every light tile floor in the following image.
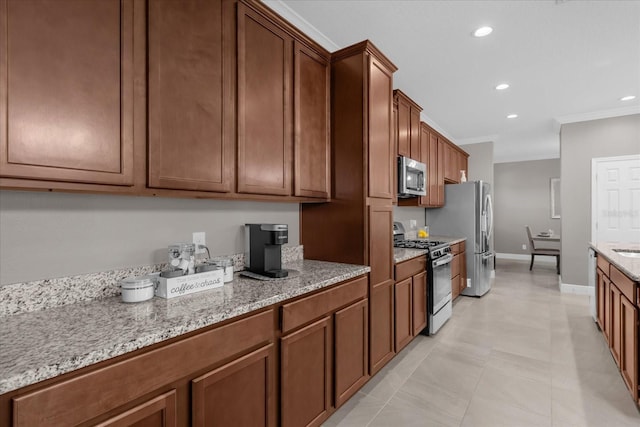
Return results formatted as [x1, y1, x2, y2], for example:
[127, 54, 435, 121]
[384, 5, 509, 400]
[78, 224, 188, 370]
[323, 259, 640, 426]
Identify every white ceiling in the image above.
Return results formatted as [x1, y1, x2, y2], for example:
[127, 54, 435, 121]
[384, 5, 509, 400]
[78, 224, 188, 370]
[265, 0, 640, 163]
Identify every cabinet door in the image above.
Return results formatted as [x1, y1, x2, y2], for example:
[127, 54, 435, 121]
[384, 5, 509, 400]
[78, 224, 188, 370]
[368, 202, 394, 288]
[147, 0, 234, 192]
[443, 142, 453, 182]
[610, 283, 621, 367]
[95, 391, 177, 427]
[370, 280, 395, 375]
[237, 3, 292, 196]
[410, 107, 421, 161]
[604, 274, 611, 342]
[281, 317, 332, 427]
[294, 42, 330, 198]
[0, 0, 134, 185]
[395, 95, 410, 158]
[620, 294, 638, 401]
[395, 277, 413, 352]
[418, 123, 429, 206]
[597, 268, 606, 331]
[334, 299, 369, 408]
[367, 56, 394, 199]
[192, 344, 275, 427]
[412, 271, 428, 335]
[427, 131, 440, 206]
[437, 137, 445, 205]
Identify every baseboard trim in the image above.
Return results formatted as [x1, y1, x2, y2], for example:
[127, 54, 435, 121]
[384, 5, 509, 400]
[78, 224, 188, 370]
[495, 252, 555, 264]
[558, 278, 593, 296]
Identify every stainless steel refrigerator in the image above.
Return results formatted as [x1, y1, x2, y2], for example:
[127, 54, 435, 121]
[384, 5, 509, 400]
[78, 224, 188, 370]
[428, 181, 494, 297]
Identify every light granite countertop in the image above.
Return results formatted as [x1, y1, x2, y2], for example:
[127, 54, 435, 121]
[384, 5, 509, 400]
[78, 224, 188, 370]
[394, 236, 466, 264]
[590, 242, 640, 281]
[0, 259, 369, 395]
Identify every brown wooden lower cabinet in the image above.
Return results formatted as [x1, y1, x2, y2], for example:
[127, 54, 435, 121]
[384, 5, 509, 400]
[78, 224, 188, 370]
[95, 390, 177, 427]
[620, 294, 638, 402]
[334, 299, 369, 408]
[4, 276, 376, 427]
[610, 282, 622, 366]
[370, 280, 395, 375]
[594, 254, 640, 406]
[280, 276, 369, 426]
[281, 317, 332, 427]
[394, 278, 413, 351]
[412, 271, 428, 335]
[192, 344, 275, 427]
[393, 256, 428, 352]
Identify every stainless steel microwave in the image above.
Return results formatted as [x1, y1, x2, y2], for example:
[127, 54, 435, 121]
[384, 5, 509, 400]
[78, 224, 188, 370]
[398, 156, 427, 197]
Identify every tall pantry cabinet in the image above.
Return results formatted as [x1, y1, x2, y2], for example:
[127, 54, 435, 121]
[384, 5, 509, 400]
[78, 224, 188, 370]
[301, 41, 398, 376]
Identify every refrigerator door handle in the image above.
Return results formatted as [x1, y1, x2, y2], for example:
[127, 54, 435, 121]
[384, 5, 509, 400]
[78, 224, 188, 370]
[486, 194, 494, 243]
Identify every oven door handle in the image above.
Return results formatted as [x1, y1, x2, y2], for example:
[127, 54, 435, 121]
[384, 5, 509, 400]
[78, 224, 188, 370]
[432, 253, 454, 267]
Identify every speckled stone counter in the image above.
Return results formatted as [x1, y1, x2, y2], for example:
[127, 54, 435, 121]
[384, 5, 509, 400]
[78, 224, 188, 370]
[393, 236, 466, 264]
[590, 242, 640, 281]
[0, 259, 369, 394]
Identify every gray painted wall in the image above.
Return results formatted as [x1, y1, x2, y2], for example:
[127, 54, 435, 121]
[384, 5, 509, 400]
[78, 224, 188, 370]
[560, 114, 640, 286]
[0, 191, 300, 285]
[464, 142, 494, 185]
[494, 159, 561, 255]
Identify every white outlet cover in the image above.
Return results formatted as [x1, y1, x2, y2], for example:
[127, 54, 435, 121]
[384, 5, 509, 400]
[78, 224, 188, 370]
[193, 232, 206, 254]
[410, 219, 417, 228]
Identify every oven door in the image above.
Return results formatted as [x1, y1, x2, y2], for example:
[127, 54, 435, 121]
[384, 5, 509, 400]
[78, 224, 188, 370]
[431, 253, 453, 313]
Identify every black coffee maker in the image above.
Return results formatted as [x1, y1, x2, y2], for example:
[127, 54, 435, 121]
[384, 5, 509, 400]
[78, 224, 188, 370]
[244, 224, 289, 278]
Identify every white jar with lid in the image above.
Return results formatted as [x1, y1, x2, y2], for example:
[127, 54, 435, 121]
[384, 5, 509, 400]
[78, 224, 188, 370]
[120, 276, 156, 303]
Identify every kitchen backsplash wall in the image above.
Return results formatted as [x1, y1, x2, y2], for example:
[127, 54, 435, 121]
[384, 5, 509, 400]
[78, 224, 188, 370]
[393, 206, 426, 239]
[0, 191, 300, 286]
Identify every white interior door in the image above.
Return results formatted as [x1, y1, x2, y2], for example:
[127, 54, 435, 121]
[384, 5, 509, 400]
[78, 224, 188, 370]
[592, 155, 640, 243]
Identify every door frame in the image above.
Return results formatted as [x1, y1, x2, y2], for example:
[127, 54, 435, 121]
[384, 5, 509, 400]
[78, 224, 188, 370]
[590, 154, 640, 243]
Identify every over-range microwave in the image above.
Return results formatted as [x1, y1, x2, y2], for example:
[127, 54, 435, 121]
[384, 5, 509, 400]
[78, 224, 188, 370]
[398, 156, 427, 197]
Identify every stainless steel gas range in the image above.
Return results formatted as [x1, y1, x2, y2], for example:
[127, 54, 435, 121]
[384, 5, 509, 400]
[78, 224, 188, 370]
[393, 222, 453, 334]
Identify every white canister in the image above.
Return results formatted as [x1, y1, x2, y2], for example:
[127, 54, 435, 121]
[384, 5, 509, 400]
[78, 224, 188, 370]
[120, 276, 156, 303]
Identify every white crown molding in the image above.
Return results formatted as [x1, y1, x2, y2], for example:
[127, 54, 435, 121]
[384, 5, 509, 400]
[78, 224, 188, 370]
[555, 105, 640, 126]
[493, 152, 560, 164]
[456, 135, 499, 146]
[262, 0, 340, 51]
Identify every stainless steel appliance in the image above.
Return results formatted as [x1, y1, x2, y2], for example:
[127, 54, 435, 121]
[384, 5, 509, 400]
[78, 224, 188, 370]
[398, 156, 427, 197]
[393, 222, 453, 334]
[428, 181, 494, 297]
[244, 224, 288, 278]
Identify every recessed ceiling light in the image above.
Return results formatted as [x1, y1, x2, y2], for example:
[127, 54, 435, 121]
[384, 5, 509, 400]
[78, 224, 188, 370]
[507, 114, 518, 119]
[495, 83, 510, 90]
[473, 26, 493, 37]
[620, 95, 636, 101]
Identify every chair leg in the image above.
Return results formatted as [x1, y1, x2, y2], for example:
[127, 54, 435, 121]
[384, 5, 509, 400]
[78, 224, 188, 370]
[556, 255, 560, 275]
[530, 254, 534, 270]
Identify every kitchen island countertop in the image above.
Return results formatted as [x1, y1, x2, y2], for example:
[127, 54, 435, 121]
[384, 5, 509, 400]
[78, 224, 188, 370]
[0, 259, 369, 395]
[590, 242, 640, 281]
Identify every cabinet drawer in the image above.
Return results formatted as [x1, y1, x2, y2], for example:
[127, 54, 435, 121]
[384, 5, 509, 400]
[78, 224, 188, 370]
[12, 309, 274, 426]
[450, 243, 461, 255]
[451, 254, 460, 279]
[459, 240, 466, 252]
[281, 276, 368, 334]
[611, 265, 637, 304]
[395, 256, 426, 282]
[597, 255, 610, 277]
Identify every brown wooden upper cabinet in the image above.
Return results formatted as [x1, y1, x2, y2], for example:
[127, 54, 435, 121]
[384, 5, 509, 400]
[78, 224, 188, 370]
[0, 0, 134, 186]
[393, 90, 422, 161]
[294, 42, 331, 199]
[237, 1, 330, 198]
[147, 0, 235, 193]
